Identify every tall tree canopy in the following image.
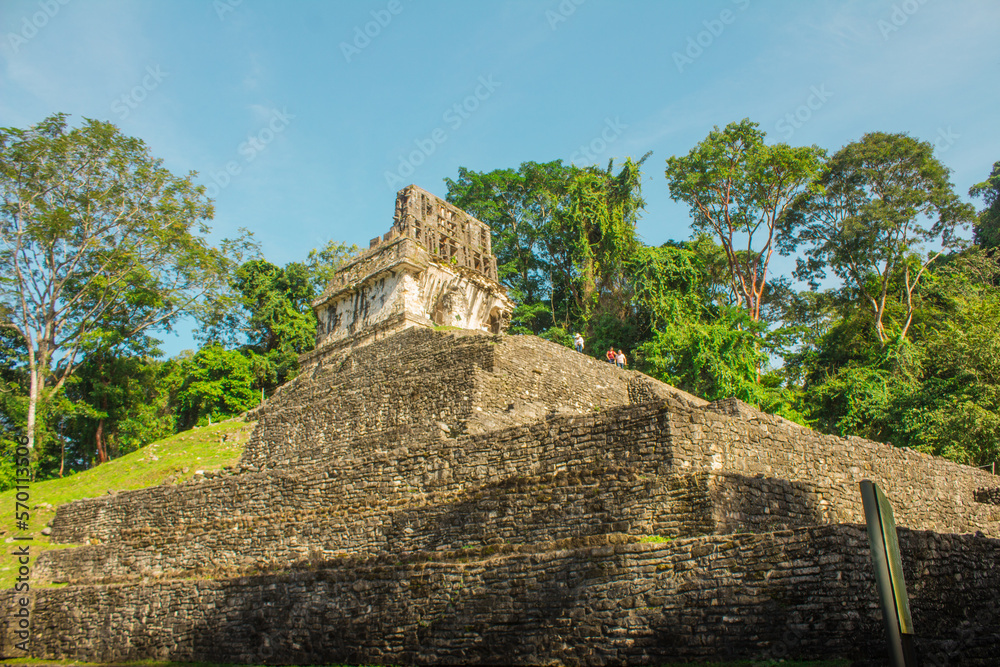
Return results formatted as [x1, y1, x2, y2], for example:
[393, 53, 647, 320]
[446, 157, 647, 335]
[970, 159, 1000, 252]
[629, 239, 777, 409]
[446, 160, 573, 329]
[0, 114, 243, 455]
[784, 131, 974, 343]
[64, 341, 173, 470]
[665, 118, 825, 322]
[171, 345, 258, 429]
[796, 251, 1000, 466]
[559, 154, 648, 322]
[197, 240, 357, 396]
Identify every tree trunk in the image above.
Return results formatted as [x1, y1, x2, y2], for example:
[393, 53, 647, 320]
[549, 272, 556, 329]
[26, 367, 39, 453]
[95, 359, 111, 465]
[96, 417, 108, 465]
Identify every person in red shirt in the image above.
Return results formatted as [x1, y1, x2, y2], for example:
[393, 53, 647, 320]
[606, 347, 616, 364]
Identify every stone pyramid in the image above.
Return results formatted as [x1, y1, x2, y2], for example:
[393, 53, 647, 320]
[4, 186, 998, 665]
[3, 328, 996, 664]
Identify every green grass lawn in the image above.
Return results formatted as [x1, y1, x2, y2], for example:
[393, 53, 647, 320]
[0, 420, 252, 590]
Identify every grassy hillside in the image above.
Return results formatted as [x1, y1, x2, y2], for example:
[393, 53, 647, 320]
[0, 420, 252, 591]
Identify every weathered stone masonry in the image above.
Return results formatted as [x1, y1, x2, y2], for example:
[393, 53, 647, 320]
[9, 328, 999, 664]
[5, 187, 999, 664]
[9, 527, 1000, 665]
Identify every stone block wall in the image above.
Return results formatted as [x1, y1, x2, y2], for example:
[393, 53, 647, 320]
[14, 329, 1000, 664]
[42, 404, 675, 579]
[709, 473, 837, 534]
[688, 398, 1000, 535]
[241, 328, 695, 471]
[242, 328, 495, 470]
[976, 486, 1000, 504]
[38, 466, 717, 585]
[37, 468, 843, 587]
[40, 389, 998, 585]
[315, 236, 421, 302]
[11, 526, 1000, 665]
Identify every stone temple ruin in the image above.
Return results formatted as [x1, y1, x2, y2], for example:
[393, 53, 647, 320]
[312, 185, 513, 351]
[3, 187, 999, 664]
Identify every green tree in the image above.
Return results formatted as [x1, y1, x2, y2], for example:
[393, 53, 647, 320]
[556, 155, 648, 323]
[665, 118, 825, 322]
[970, 159, 1000, 252]
[305, 240, 359, 296]
[0, 114, 246, 455]
[626, 238, 805, 419]
[797, 250, 1000, 466]
[173, 345, 257, 428]
[199, 244, 358, 396]
[446, 157, 648, 337]
[632, 245, 764, 403]
[65, 342, 173, 469]
[774, 287, 844, 388]
[232, 259, 317, 393]
[893, 288, 1000, 465]
[446, 161, 572, 331]
[0, 326, 91, 480]
[798, 337, 913, 442]
[0, 328, 28, 488]
[785, 131, 975, 343]
[629, 242, 770, 404]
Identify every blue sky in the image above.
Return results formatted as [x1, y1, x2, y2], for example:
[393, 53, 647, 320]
[3, 0, 998, 356]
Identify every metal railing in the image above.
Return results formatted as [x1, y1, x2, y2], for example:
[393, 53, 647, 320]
[976, 462, 997, 475]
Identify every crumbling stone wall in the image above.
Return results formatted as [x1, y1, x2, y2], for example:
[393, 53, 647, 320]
[391, 184, 498, 280]
[692, 397, 999, 535]
[38, 466, 717, 585]
[37, 467, 850, 587]
[52, 405, 679, 552]
[976, 486, 1000, 504]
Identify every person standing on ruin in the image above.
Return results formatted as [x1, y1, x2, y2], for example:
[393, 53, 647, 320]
[616, 349, 627, 369]
[574, 332, 585, 353]
[606, 346, 616, 364]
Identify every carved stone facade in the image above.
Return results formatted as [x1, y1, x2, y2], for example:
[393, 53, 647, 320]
[311, 185, 513, 351]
